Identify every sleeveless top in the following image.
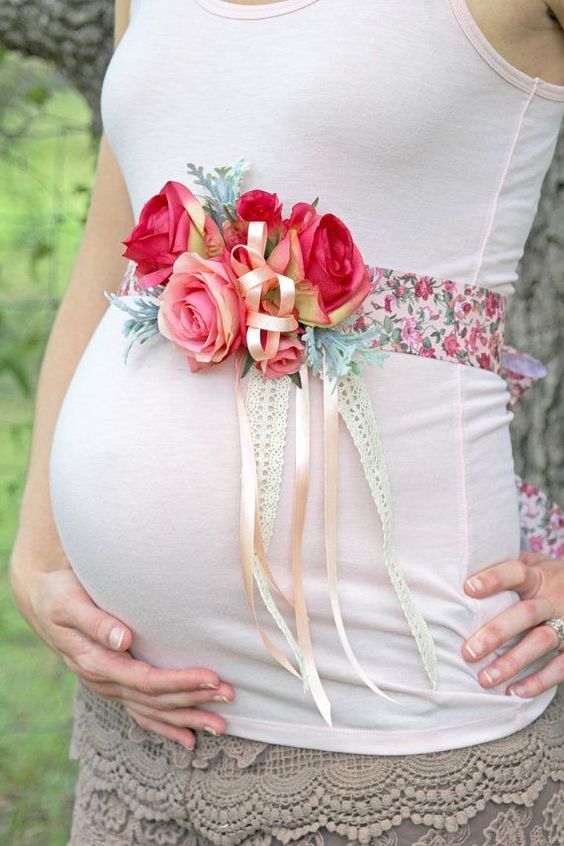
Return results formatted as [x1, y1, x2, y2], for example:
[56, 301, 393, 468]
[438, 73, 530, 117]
[48, 0, 564, 754]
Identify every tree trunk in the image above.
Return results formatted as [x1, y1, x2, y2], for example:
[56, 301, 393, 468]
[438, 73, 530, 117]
[506, 125, 564, 502]
[0, 0, 112, 134]
[1, 0, 562, 500]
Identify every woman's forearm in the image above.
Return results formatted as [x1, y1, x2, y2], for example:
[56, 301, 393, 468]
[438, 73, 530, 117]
[10, 133, 134, 573]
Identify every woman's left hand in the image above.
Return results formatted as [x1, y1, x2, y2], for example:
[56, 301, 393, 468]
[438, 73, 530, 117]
[462, 550, 564, 696]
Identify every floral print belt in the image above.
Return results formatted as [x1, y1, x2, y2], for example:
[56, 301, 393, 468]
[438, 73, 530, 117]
[115, 258, 562, 560]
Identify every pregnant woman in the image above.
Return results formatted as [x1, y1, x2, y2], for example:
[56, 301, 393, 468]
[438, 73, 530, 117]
[9, 0, 564, 844]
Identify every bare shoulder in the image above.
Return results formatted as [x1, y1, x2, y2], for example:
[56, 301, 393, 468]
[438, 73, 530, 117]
[114, 0, 131, 50]
[465, 0, 564, 85]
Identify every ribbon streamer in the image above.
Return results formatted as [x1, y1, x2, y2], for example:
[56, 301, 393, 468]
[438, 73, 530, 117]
[336, 368, 439, 690]
[232, 222, 437, 726]
[322, 352, 402, 706]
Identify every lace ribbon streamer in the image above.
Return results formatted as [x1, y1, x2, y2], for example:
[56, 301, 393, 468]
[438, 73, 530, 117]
[235, 349, 439, 726]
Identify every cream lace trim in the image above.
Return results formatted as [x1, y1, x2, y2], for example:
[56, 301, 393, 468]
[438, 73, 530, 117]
[241, 366, 439, 715]
[244, 367, 308, 679]
[69, 680, 564, 846]
[337, 370, 438, 689]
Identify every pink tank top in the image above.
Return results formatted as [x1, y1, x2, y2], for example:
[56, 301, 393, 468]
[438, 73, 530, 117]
[48, 0, 564, 754]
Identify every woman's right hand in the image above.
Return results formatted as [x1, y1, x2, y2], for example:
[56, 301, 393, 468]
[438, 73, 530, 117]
[9, 547, 235, 750]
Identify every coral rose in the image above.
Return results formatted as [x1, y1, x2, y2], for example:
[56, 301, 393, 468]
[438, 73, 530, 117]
[257, 334, 305, 379]
[157, 253, 245, 372]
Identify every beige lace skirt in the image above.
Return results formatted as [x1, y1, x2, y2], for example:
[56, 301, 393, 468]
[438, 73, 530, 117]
[67, 679, 564, 846]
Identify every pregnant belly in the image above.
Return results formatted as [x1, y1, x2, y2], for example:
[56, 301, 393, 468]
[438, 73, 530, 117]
[49, 303, 524, 717]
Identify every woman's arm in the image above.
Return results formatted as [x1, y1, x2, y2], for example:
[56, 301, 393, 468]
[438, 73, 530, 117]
[12, 0, 134, 566]
[8, 0, 235, 748]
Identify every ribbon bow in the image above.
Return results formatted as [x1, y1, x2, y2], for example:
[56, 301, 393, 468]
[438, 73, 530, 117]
[230, 221, 299, 361]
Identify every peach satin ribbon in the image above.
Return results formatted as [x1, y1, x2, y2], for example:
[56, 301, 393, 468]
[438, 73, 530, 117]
[231, 223, 421, 726]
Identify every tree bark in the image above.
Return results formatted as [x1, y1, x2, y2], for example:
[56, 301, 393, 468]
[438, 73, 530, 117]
[1, 0, 562, 500]
[0, 0, 113, 134]
[507, 125, 564, 502]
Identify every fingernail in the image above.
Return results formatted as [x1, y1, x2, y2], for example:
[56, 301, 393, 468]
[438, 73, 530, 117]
[466, 640, 482, 657]
[109, 627, 125, 650]
[199, 682, 219, 690]
[483, 667, 501, 684]
[466, 577, 482, 593]
[509, 684, 527, 697]
[212, 695, 231, 703]
[203, 725, 219, 735]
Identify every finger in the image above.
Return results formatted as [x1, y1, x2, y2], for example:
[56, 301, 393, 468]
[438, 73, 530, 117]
[463, 596, 553, 661]
[476, 621, 561, 688]
[83, 679, 234, 709]
[65, 643, 222, 693]
[49, 573, 133, 653]
[464, 558, 543, 601]
[506, 651, 564, 698]
[124, 707, 197, 750]
[125, 699, 226, 735]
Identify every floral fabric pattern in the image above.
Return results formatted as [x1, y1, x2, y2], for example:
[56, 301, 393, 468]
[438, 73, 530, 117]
[517, 474, 564, 560]
[351, 266, 507, 374]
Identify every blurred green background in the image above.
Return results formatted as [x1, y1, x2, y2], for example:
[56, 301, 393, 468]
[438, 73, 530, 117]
[0, 48, 97, 844]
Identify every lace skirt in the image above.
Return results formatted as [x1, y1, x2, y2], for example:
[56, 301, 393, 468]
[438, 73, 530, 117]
[67, 679, 564, 846]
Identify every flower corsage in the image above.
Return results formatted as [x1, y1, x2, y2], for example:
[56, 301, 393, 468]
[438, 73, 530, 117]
[104, 160, 438, 725]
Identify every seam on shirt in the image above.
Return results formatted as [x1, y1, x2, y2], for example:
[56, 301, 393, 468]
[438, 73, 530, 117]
[470, 79, 539, 287]
[456, 364, 481, 630]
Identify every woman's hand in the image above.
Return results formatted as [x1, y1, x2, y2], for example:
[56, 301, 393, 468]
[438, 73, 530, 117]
[10, 551, 234, 750]
[462, 550, 564, 696]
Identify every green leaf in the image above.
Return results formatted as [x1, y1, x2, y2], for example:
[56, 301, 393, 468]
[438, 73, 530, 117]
[289, 370, 302, 389]
[241, 350, 255, 378]
[383, 315, 393, 334]
[391, 328, 402, 343]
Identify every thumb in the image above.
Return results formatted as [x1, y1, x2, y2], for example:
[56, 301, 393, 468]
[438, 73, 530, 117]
[66, 575, 133, 652]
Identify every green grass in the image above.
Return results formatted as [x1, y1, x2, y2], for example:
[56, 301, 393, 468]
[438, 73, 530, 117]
[0, 53, 96, 845]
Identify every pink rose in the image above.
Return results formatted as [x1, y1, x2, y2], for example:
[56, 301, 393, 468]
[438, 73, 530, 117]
[384, 293, 396, 313]
[478, 352, 492, 369]
[123, 181, 207, 288]
[299, 213, 371, 327]
[203, 216, 228, 260]
[236, 190, 283, 238]
[528, 535, 545, 553]
[443, 332, 460, 356]
[419, 345, 437, 358]
[282, 202, 321, 240]
[222, 219, 249, 251]
[257, 334, 305, 379]
[485, 290, 499, 318]
[414, 276, 432, 300]
[400, 317, 422, 350]
[157, 253, 245, 372]
[521, 481, 540, 497]
[452, 295, 474, 320]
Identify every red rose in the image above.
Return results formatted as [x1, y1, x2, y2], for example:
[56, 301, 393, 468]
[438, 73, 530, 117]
[122, 180, 206, 288]
[300, 213, 371, 326]
[236, 190, 283, 237]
